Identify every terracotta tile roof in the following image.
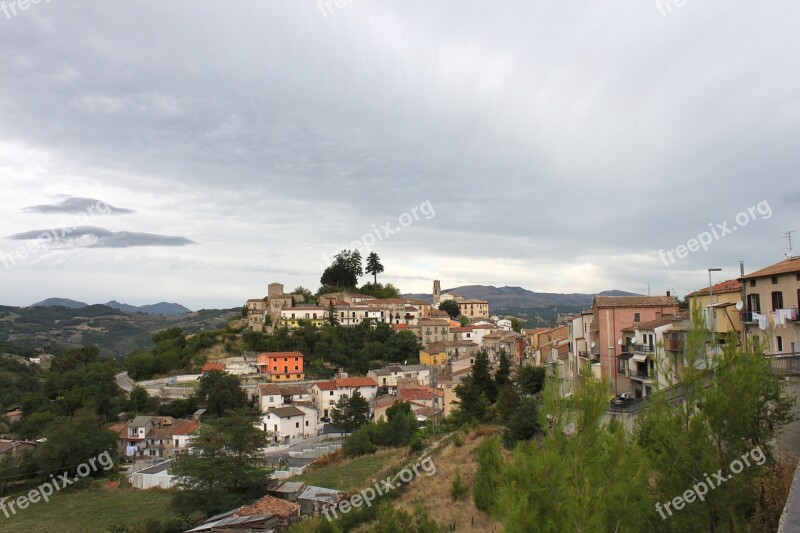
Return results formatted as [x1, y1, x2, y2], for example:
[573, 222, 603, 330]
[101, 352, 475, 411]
[450, 327, 473, 333]
[399, 387, 442, 401]
[259, 383, 282, 396]
[367, 298, 407, 304]
[392, 324, 410, 331]
[593, 295, 679, 308]
[236, 495, 300, 519]
[418, 318, 450, 326]
[335, 377, 378, 388]
[424, 341, 446, 352]
[459, 299, 488, 304]
[687, 279, 743, 297]
[627, 316, 678, 331]
[313, 380, 337, 391]
[258, 351, 305, 359]
[740, 257, 800, 280]
[201, 362, 225, 372]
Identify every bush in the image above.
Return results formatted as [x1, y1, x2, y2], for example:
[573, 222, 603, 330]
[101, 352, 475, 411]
[343, 426, 377, 457]
[452, 434, 464, 447]
[451, 469, 468, 500]
[409, 433, 425, 453]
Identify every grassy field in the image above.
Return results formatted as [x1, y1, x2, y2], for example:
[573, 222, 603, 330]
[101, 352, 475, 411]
[293, 448, 408, 494]
[0, 483, 178, 533]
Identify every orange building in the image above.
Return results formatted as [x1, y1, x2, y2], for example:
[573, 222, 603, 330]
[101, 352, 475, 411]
[257, 352, 305, 382]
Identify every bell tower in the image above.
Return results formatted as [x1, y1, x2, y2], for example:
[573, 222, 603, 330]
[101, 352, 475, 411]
[433, 280, 441, 307]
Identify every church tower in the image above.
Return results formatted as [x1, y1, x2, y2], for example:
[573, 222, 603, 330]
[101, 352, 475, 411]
[433, 280, 441, 307]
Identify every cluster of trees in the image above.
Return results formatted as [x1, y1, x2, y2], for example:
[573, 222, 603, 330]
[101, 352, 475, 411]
[173, 413, 271, 515]
[318, 249, 399, 298]
[453, 350, 546, 444]
[342, 400, 419, 457]
[473, 317, 796, 532]
[124, 328, 220, 381]
[243, 322, 421, 375]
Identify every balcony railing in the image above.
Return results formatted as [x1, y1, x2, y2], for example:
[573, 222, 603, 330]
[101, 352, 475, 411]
[741, 310, 758, 323]
[629, 370, 656, 380]
[578, 350, 589, 358]
[631, 344, 655, 354]
[617, 367, 627, 376]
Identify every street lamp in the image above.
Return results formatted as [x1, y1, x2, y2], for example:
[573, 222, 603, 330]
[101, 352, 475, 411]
[708, 268, 722, 350]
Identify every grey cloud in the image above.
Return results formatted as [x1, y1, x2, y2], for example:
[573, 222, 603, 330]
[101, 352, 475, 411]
[7, 226, 195, 248]
[23, 197, 134, 214]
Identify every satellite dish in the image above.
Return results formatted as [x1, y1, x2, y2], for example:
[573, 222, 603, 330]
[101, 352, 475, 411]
[617, 338, 623, 346]
[631, 337, 638, 345]
[590, 342, 596, 349]
[735, 301, 744, 310]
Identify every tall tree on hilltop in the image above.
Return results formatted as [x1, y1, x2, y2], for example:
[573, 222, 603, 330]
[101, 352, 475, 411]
[320, 249, 363, 288]
[365, 252, 384, 284]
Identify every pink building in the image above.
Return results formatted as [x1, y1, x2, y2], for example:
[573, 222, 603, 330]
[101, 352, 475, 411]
[589, 295, 680, 394]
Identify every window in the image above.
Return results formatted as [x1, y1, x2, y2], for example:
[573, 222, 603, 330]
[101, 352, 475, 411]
[296, 422, 300, 428]
[747, 294, 761, 313]
[634, 313, 641, 322]
[269, 397, 274, 403]
[772, 291, 784, 311]
[295, 366, 299, 370]
[772, 276, 779, 285]
[305, 421, 309, 426]
[329, 391, 334, 396]
[777, 336, 784, 352]
[748, 279, 756, 287]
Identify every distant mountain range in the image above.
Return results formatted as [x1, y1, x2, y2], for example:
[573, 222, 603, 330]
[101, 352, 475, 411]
[31, 298, 192, 316]
[403, 285, 639, 325]
[1, 303, 238, 358]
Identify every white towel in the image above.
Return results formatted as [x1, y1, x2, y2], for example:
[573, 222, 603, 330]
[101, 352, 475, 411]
[753, 312, 768, 331]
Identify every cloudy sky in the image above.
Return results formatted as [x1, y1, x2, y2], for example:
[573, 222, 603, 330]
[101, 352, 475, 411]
[1, 1, 799, 310]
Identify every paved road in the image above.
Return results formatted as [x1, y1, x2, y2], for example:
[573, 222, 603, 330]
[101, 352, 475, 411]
[115, 371, 135, 392]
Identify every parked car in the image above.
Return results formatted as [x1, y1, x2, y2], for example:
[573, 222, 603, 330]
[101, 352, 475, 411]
[610, 392, 635, 405]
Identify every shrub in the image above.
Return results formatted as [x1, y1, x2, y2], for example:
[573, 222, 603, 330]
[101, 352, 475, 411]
[451, 469, 468, 501]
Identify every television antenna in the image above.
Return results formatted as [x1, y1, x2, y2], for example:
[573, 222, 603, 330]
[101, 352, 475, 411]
[783, 230, 796, 258]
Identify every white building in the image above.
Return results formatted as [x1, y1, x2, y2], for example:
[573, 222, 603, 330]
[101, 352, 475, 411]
[368, 364, 430, 390]
[311, 377, 378, 420]
[261, 405, 318, 444]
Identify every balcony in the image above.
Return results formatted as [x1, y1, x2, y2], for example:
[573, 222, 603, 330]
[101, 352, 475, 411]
[617, 367, 628, 376]
[629, 370, 656, 381]
[578, 350, 590, 359]
[740, 310, 758, 324]
[631, 344, 655, 354]
[667, 339, 683, 352]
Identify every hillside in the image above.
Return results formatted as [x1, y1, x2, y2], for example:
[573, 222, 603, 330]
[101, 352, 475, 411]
[403, 285, 639, 323]
[32, 298, 192, 315]
[0, 304, 239, 359]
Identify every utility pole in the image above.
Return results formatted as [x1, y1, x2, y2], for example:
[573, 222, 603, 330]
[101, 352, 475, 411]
[429, 364, 439, 435]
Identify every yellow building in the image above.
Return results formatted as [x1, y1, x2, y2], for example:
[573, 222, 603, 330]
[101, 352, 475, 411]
[420, 342, 447, 366]
[687, 279, 743, 335]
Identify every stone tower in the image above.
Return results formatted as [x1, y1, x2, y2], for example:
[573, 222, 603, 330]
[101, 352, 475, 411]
[433, 280, 441, 307]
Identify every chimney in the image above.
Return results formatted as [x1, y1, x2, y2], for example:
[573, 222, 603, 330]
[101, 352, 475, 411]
[666, 291, 671, 297]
